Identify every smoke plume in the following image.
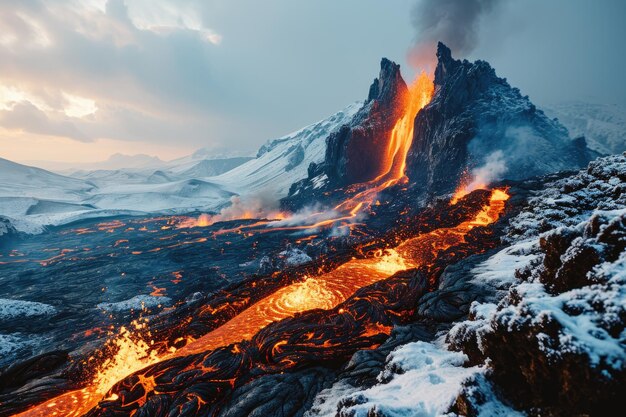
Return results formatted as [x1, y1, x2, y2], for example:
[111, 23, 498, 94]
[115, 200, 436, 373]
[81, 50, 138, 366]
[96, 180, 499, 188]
[465, 150, 507, 193]
[176, 193, 283, 228]
[409, 0, 503, 69]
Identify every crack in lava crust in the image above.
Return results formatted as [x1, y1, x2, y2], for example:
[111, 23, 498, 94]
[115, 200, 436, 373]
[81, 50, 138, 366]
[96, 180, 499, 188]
[15, 189, 508, 417]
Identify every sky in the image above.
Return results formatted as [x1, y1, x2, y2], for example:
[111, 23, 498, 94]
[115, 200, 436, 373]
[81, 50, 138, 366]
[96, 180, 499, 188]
[0, 0, 624, 166]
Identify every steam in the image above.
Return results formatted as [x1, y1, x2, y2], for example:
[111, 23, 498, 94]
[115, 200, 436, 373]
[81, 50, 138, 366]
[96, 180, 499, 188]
[216, 194, 282, 221]
[176, 193, 283, 228]
[268, 203, 364, 236]
[464, 150, 507, 193]
[408, 0, 503, 68]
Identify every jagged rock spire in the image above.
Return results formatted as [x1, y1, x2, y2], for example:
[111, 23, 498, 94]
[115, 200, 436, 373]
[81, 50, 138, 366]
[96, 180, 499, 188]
[367, 58, 408, 106]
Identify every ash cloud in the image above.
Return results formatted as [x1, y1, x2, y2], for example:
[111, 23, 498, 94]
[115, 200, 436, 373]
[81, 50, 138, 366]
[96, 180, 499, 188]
[408, 0, 504, 68]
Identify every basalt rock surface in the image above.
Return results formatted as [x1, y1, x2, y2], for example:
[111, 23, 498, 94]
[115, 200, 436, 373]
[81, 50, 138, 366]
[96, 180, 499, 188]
[285, 43, 594, 211]
[405, 42, 594, 198]
[282, 58, 408, 211]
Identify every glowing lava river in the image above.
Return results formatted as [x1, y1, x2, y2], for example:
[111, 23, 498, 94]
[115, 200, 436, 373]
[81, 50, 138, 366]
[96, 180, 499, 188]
[10, 188, 509, 417]
[3, 72, 511, 417]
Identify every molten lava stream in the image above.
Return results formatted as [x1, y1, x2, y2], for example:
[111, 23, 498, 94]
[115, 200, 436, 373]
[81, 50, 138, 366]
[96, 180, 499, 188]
[181, 189, 509, 355]
[183, 72, 434, 236]
[15, 189, 508, 417]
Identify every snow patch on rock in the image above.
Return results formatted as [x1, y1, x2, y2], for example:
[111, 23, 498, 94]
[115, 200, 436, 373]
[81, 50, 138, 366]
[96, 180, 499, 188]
[97, 294, 172, 313]
[0, 298, 56, 320]
[310, 341, 478, 417]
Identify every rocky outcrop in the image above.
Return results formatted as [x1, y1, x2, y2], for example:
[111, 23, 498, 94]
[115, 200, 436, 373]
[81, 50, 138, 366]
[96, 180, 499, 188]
[284, 43, 594, 210]
[405, 42, 593, 197]
[303, 154, 625, 417]
[283, 58, 408, 209]
[447, 153, 626, 416]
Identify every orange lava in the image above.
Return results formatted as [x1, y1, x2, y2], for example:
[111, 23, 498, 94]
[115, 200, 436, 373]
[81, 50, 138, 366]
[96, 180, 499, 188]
[16, 189, 509, 417]
[14, 73, 503, 417]
[450, 181, 489, 205]
[14, 320, 171, 417]
[200, 72, 435, 237]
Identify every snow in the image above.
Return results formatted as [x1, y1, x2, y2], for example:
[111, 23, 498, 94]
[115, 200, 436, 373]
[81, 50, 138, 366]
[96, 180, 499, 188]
[0, 333, 45, 367]
[310, 341, 478, 417]
[506, 153, 626, 241]
[278, 247, 312, 266]
[0, 298, 56, 320]
[0, 102, 362, 235]
[0, 216, 15, 237]
[96, 294, 172, 313]
[0, 157, 93, 202]
[458, 373, 527, 417]
[451, 153, 626, 384]
[501, 274, 625, 369]
[543, 101, 626, 155]
[312, 174, 328, 190]
[210, 102, 363, 199]
[470, 239, 539, 289]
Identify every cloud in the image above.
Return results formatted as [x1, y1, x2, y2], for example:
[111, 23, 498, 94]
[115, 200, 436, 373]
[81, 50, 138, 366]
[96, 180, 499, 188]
[0, 101, 91, 142]
[0, 0, 226, 149]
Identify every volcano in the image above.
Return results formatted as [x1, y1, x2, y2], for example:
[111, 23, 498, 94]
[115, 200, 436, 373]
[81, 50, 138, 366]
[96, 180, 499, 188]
[1, 43, 624, 417]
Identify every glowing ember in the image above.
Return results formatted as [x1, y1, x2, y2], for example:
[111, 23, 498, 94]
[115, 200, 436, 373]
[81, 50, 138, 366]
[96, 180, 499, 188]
[16, 320, 171, 417]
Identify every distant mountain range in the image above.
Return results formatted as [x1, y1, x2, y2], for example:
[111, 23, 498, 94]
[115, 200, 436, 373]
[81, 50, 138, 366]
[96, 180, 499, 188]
[543, 101, 626, 155]
[0, 103, 361, 233]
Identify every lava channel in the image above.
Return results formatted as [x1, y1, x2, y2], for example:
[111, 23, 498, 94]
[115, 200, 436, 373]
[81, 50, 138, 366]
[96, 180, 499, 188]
[16, 189, 508, 417]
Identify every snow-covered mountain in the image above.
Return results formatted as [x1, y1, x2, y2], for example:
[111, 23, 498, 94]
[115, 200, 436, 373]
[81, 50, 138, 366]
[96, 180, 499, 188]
[543, 101, 626, 155]
[210, 101, 363, 199]
[26, 153, 166, 173]
[68, 157, 254, 188]
[286, 43, 594, 209]
[0, 102, 362, 234]
[86, 179, 235, 212]
[0, 157, 94, 202]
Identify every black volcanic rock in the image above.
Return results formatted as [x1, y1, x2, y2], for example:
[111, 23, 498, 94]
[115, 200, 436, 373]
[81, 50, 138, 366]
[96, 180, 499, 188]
[284, 42, 594, 210]
[283, 58, 408, 209]
[405, 42, 593, 197]
[323, 57, 407, 186]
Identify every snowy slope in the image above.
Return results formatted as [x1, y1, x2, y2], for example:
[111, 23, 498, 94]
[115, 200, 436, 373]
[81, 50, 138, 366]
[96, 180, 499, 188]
[167, 157, 253, 178]
[30, 153, 165, 173]
[0, 157, 94, 202]
[0, 103, 361, 233]
[68, 157, 253, 188]
[0, 158, 235, 233]
[209, 101, 363, 199]
[543, 101, 626, 155]
[88, 179, 235, 212]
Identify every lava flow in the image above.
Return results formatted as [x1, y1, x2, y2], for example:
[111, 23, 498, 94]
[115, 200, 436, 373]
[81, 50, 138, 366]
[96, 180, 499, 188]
[180, 188, 508, 355]
[178, 72, 434, 235]
[16, 188, 509, 417]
